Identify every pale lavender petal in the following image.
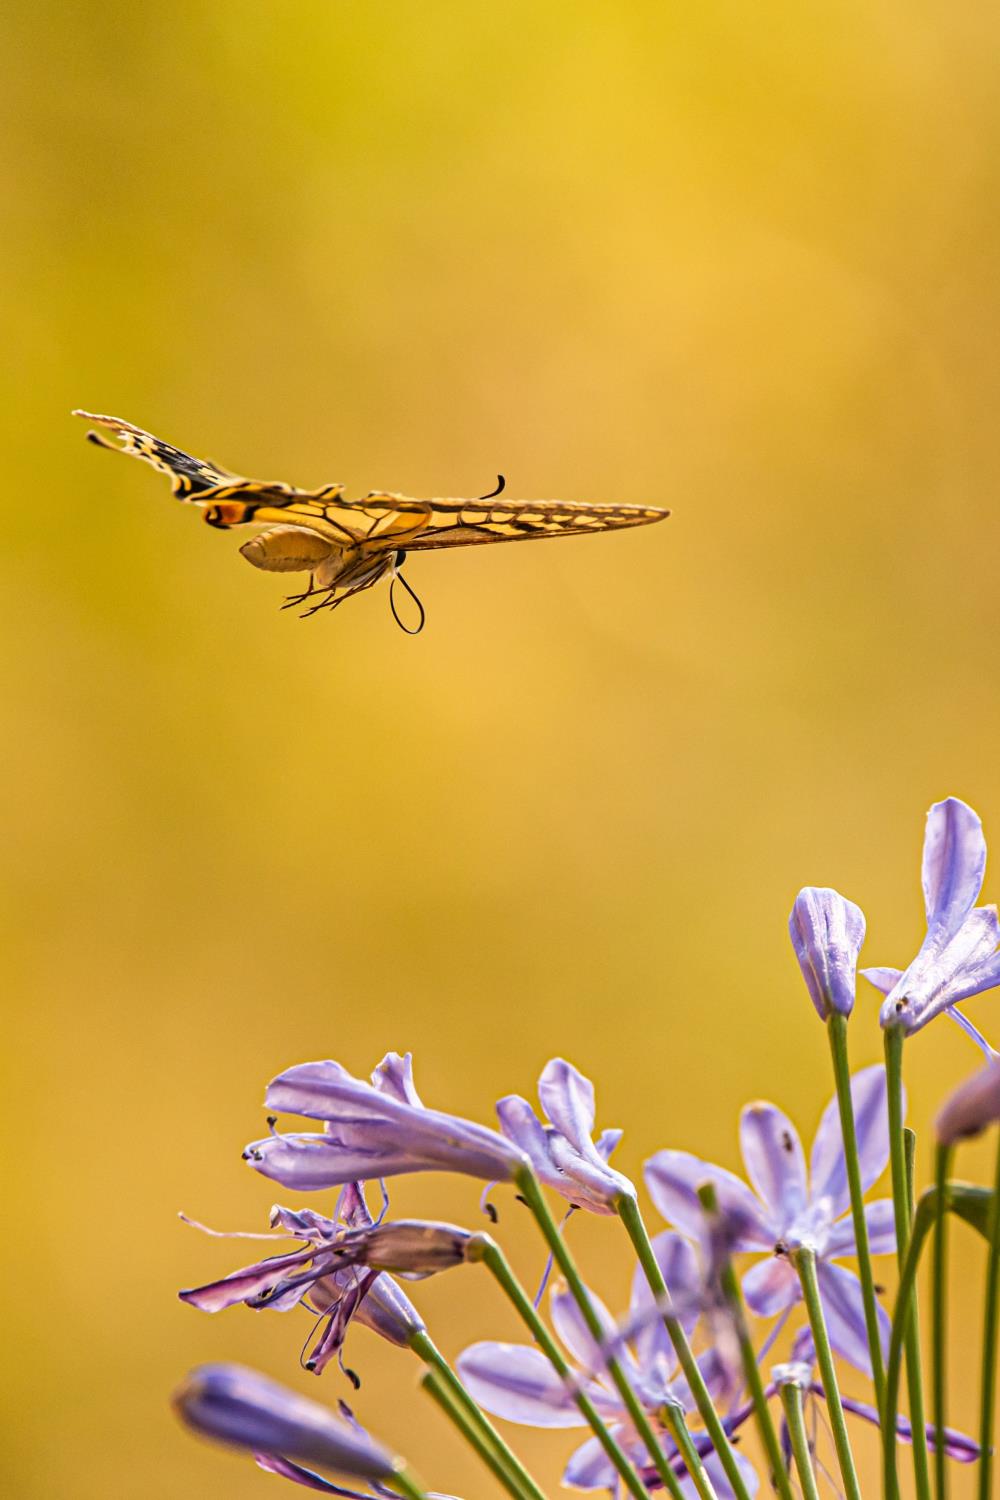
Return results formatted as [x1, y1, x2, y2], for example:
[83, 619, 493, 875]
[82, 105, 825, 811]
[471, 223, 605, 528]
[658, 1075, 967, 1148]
[828, 1392, 979, 1462]
[595, 1128, 623, 1162]
[861, 967, 902, 995]
[354, 1274, 425, 1347]
[922, 798, 986, 942]
[644, 1151, 771, 1250]
[691, 1453, 759, 1499]
[739, 1104, 807, 1231]
[936, 1058, 1000, 1144]
[630, 1230, 701, 1352]
[550, 1280, 624, 1376]
[810, 1066, 891, 1219]
[946, 1007, 999, 1060]
[741, 1257, 799, 1318]
[173, 1364, 395, 1480]
[455, 1343, 590, 1427]
[254, 1452, 371, 1495]
[245, 1134, 431, 1191]
[562, 1432, 623, 1491]
[827, 1199, 896, 1258]
[816, 1261, 889, 1374]
[371, 1052, 423, 1106]
[883, 902, 1000, 1033]
[789, 888, 866, 1020]
[537, 1059, 597, 1153]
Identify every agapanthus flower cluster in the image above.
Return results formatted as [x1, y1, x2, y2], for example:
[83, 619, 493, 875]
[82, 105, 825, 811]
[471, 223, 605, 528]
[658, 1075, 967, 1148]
[174, 798, 1000, 1500]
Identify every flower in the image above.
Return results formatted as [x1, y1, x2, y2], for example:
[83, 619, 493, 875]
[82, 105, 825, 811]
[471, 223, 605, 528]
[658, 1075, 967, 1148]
[172, 1363, 398, 1486]
[180, 1184, 430, 1374]
[861, 798, 1000, 1048]
[456, 1233, 757, 1496]
[645, 1066, 896, 1375]
[935, 1058, 1000, 1145]
[245, 1052, 527, 1191]
[495, 1058, 635, 1213]
[789, 888, 866, 1020]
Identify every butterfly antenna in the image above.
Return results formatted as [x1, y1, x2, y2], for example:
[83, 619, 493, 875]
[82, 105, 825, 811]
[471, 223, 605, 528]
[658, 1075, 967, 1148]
[389, 570, 426, 635]
[479, 474, 505, 500]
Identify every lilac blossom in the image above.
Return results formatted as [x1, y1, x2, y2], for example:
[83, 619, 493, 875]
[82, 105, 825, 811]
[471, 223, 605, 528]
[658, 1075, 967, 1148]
[456, 1232, 758, 1496]
[180, 1185, 429, 1374]
[496, 1058, 635, 1213]
[861, 798, 1000, 1050]
[789, 888, 866, 1020]
[245, 1053, 527, 1192]
[172, 1363, 398, 1486]
[935, 1057, 1000, 1145]
[645, 1066, 896, 1375]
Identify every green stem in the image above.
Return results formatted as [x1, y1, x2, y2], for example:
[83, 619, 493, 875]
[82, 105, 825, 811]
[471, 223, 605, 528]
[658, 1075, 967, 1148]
[660, 1402, 718, 1500]
[514, 1171, 679, 1496]
[615, 1192, 752, 1500]
[792, 1246, 862, 1500]
[409, 1330, 545, 1500]
[828, 1012, 887, 1409]
[420, 1369, 523, 1498]
[932, 1143, 952, 1500]
[978, 1131, 1000, 1500]
[389, 1467, 431, 1500]
[695, 1183, 793, 1500]
[884, 1191, 937, 1500]
[885, 1025, 932, 1500]
[468, 1233, 651, 1500]
[779, 1381, 821, 1500]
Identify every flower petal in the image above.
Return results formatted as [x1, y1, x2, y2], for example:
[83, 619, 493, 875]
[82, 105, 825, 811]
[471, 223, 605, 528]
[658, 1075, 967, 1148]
[455, 1343, 590, 1427]
[562, 1431, 625, 1490]
[810, 1066, 892, 1220]
[537, 1059, 597, 1153]
[689, 1453, 760, 1499]
[860, 966, 902, 995]
[789, 888, 866, 1020]
[739, 1103, 808, 1231]
[935, 1058, 1000, 1144]
[179, 1248, 315, 1312]
[370, 1052, 423, 1106]
[834, 1394, 980, 1462]
[826, 1199, 896, 1258]
[550, 1280, 626, 1376]
[922, 798, 986, 944]
[644, 1151, 771, 1250]
[816, 1261, 889, 1374]
[630, 1230, 701, 1355]
[946, 1007, 999, 1060]
[741, 1257, 799, 1318]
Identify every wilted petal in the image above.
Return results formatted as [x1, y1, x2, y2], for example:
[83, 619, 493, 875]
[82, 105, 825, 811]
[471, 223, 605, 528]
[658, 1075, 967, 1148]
[562, 1432, 622, 1491]
[789, 888, 866, 1020]
[810, 1066, 891, 1221]
[179, 1248, 316, 1313]
[922, 799, 986, 945]
[739, 1103, 807, 1231]
[826, 1199, 896, 1258]
[173, 1364, 396, 1481]
[455, 1343, 592, 1427]
[334, 1220, 472, 1277]
[935, 1058, 1000, 1144]
[741, 1257, 799, 1318]
[816, 1261, 889, 1374]
[353, 1274, 425, 1347]
[644, 1150, 771, 1251]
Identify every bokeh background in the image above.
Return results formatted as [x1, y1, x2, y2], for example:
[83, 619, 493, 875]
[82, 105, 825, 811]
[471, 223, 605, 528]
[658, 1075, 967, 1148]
[3, 2, 1000, 1495]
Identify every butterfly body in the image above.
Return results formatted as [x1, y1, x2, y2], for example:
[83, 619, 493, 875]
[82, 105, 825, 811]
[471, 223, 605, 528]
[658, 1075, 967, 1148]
[74, 411, 669, 629]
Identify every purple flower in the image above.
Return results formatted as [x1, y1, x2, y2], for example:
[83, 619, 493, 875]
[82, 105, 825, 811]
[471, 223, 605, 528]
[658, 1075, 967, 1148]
[180, 1185, 429, 1375]
[789, 888, 866, 1020]
[861, 798, 1000, 1048]
[645, 1066, 896, 1375]
[496, 1058, 635, 1213]
[935, 1058, 1000, 1145]
[172, 1364, 398, 1485]
[245, 1053, 527, 1191]
[456, 1234, 757, 1496]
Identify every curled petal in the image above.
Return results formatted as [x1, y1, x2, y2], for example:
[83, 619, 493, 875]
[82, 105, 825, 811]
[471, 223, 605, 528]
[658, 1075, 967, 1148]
[537, 1059, 597, 1153]
[370, 1052, 423, 1105]
[455, 1343, 593, 1427]
[739, 1103, 807, 1232]
[810, 1066, 892, 1221]
[644, 1150, 771, 1251]
[826, 1198, 896, 1258]
[741, 1256, 799, 1318]
[179, 1247, 315, 1313]
[789, 887, 866, 1020]
[815, 1260, 889, 1375]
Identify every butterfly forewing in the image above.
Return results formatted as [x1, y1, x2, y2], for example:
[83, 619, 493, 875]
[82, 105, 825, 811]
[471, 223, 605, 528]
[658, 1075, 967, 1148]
[73, 411, 240, 496]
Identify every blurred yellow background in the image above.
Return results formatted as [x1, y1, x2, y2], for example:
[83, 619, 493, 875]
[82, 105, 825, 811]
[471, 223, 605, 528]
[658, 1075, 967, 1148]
[3, 2, 1000, 1495]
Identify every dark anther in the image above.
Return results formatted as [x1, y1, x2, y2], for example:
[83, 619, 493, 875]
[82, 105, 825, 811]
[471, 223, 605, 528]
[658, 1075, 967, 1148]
[874, 1283, 886, 1295]
[774, 1239, 789, 1257]
[304, 1360, 317, 1372]
[483, 1201, 499, 1225]
[895, 999, 906, 1013]
[479, 475, 506, 500]
[267, 1115, 277, 1128]
[514, 1194, 528, 1207]
[344, 1366, 362, 1391]
[781, 1131, 794, 1152]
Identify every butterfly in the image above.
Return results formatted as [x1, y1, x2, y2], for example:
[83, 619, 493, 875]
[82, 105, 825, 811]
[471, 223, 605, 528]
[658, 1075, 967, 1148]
[75, 411, 670, 632]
